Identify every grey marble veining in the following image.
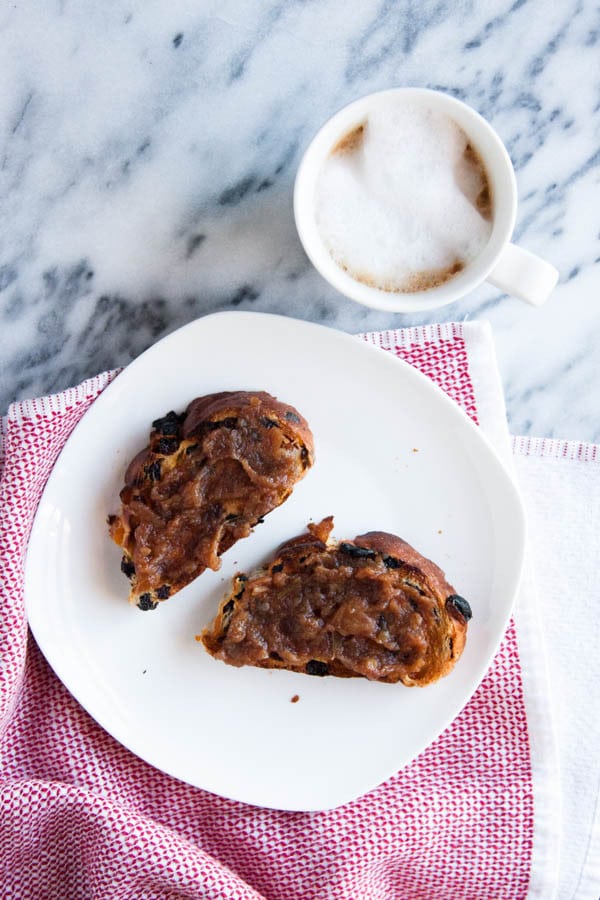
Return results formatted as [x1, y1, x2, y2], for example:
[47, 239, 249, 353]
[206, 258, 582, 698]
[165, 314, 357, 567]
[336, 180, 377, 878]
[1, 0, 599, 441]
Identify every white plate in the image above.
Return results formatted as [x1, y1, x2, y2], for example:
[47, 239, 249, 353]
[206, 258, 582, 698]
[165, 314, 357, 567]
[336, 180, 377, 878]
[25, 311, 525, 811]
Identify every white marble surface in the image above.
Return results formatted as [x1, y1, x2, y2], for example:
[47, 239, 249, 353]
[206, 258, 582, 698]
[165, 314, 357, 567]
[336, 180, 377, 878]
[1, 0, 599, 441]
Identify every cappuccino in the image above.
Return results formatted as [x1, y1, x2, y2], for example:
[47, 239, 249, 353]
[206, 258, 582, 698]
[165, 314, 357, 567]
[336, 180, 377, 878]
[314, 100, 493, 293]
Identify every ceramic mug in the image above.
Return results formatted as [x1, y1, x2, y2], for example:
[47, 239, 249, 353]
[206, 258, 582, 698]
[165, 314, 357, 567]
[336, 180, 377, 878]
[294, 88, 559, 313]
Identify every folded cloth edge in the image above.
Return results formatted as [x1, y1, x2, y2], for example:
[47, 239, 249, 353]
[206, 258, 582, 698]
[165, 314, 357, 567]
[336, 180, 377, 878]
[512, 435, 599, 462]
[462, 320, 562, 900]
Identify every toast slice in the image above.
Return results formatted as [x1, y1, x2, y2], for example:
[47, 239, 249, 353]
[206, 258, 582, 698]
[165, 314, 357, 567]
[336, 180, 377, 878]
[200, 517, 471, 685]
[108, 391, 314, 609]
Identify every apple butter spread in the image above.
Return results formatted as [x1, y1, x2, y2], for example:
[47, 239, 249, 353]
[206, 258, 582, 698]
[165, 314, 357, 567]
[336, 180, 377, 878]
[108, 391, 314, 610]
[201, 517, 471, 686]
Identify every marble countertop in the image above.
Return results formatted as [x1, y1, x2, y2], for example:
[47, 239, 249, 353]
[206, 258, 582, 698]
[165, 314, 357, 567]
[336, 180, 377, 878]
[1, 0, 599, 441]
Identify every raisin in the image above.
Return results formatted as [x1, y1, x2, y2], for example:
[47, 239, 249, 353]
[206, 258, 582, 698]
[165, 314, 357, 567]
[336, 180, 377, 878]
[185, 443, 199, 455]
[255, 517, 265, 525]
[137, 593, 158, 611]
[152, 414, 181, 435]
[446, 595, 472, 621]
[156, 584, 171, 600]
[340, 543, 376, 560]
[269, 651, 282, 661]
[285, 411, 301, 424]
[271, 562, 284, 574]
[225, 513, 237, 522]
[222, 599, 234, 616]
[237, 574, 248, 582]
[120, 556, 135, 579]
[383, 555, 401, 569]
[151, 411, 184, 435]
[145, 460, 162, 481]
[261, 417, 279, 429]
[157, 437, 179, 455]
[234, 584, 246, 599]
[306, 660, 329, 676]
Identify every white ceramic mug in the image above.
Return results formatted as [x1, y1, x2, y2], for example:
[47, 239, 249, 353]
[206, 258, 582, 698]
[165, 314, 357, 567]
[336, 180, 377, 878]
[294, 88, 559, 313]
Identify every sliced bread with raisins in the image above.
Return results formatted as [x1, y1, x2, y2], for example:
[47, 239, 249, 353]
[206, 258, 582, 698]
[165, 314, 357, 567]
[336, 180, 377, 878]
[200, 517, 471, 685]
[108, 391, 314, 609]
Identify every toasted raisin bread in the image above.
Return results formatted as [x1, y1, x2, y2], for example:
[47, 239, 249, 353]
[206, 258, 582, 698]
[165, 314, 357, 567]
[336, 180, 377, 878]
[201, 517, 471, 685]
[108, 391, 314, 609]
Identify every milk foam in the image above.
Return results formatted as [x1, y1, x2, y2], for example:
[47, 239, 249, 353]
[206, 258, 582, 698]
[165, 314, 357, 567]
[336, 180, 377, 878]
[315, 101, 493, 292]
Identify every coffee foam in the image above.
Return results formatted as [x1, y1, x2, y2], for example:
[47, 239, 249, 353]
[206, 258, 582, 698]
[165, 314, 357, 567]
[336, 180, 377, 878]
[314, 100, 493, 293]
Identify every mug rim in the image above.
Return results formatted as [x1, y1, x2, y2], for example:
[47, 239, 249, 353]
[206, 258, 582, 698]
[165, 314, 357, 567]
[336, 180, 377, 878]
[293, 87, 518, 313]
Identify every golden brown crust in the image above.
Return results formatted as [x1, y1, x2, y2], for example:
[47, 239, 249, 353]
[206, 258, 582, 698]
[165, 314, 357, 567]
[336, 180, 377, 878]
[201, 518, 471, 686]
[108, 391, 314, 609]
[183, 391, 314, 454]
[353, 531, 454, 605]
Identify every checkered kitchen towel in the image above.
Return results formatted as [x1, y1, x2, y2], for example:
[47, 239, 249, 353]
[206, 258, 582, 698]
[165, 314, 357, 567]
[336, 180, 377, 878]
[0, 321, 559, 900]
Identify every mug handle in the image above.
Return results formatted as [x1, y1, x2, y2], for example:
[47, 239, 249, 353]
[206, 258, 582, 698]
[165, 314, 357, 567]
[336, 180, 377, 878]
[487, 243, 559, 307]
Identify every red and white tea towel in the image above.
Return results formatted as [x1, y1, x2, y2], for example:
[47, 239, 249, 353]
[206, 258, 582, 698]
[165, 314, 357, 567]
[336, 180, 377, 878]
[512, 437, 600, 900]
[0, 320, 597, 900]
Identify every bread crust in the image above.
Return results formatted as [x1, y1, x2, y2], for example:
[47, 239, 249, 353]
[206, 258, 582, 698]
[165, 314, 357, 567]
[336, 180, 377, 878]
[201, 518, 471, 686]
[108, 391, 314, 609]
